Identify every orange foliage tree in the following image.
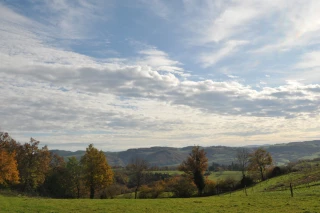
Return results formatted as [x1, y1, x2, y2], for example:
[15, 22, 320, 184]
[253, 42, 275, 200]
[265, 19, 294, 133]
[179, 146, 208, 196]
[0, 150, 19, 185]
[81, 144, 113, 199]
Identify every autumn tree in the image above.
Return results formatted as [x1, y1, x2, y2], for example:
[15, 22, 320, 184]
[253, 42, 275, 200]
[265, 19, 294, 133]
[248, 148, 273, 181]
[236, 148, 250, 178]
[16, 138, 51, 191]
[126, 157, 148, 199]
[0, 134, 20, 186]
[0, 132, 19, 153]
[179, 146, 208, 196]
[81, 144, 113, 199]
[0, 149, 19, 185]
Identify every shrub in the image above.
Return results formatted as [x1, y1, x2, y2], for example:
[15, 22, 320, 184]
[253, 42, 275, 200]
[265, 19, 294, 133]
[138, 181, 165, 199]
[166, 176, 196, 198]
[216, 177, 239, 193]
[203, 179, 216, 196]
[102, 184, 129, 199]
[138, 185, 152, 199]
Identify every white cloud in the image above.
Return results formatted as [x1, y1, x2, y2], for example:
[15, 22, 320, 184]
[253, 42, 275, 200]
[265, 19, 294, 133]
[37, 0, 113, 39]
[287, 51, 320, 83]
[1, 1, 320, 150]
[203, 4, 259, 43]
[198, 40, 248, 67]
[137, 48, 185, 75]
[295, 51, 320, 69]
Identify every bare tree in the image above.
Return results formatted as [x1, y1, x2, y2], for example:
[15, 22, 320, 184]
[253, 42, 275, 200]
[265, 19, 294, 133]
[126, 157, 148, 199]
[236, 148, 250, 178]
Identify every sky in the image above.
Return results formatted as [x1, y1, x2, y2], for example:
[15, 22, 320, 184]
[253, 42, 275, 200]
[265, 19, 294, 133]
[0, 0, 319, 151]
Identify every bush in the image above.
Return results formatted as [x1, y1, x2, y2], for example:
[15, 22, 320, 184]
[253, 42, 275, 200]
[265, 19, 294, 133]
[167, 176, 196, 198]
[138, 181, 165, 199]
[216, 177, 238, 193]
[101, 184, 129, 199]
[138, 185, 152, 199]
[203, 179, 216, 196]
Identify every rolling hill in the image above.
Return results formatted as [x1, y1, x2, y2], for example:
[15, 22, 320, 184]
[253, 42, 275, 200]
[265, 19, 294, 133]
[51, 140, 320, 167]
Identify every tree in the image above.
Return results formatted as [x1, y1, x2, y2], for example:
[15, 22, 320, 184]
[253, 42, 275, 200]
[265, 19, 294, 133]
[16, 138, 51, 191]
[0, 150, 19, 185]
[179, 146, 208, 196]
[41, 154, 68, 198]
[236, 148, 250, 178]
[81, 144, 113, 199]
[0, 134, 20, 186]
[66, 157, 83, 198]
[248, 148, 273, 181]
[126, 157, 148, 199]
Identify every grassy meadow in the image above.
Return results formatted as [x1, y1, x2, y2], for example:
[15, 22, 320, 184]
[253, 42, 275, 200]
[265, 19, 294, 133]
[151, 170, 243, 181]
[1, 168, 320, 213]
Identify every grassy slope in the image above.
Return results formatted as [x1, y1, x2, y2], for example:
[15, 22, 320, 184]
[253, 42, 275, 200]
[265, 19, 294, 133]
[1, 182, 320, 212]
[1, 166, 320, 213]
[1, 186, 319, 213]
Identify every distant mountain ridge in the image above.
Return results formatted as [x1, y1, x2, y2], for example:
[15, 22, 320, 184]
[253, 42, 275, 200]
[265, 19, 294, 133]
[51, 140, 320, 167]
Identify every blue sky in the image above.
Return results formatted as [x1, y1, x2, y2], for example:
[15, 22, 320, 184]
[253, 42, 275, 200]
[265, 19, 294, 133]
[0, 0, 319, 151]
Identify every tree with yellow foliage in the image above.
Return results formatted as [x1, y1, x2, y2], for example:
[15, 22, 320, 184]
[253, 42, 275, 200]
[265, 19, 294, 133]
[81, 144, 113, 199]
[0, 134, 20, 186]
[0, 149, 19, 185]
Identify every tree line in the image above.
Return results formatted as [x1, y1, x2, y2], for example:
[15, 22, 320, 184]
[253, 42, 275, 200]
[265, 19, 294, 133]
[1, 132, 275, 199]
[0, 133, 113, 198]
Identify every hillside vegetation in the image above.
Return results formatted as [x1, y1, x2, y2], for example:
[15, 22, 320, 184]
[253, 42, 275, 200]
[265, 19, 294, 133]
[1, 164, 320, 213]
[51, 140, 320, 167]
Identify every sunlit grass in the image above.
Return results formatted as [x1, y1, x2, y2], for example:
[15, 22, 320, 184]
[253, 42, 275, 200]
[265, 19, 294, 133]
[2, 167, 320, 213]
[1, 184, 320, 213]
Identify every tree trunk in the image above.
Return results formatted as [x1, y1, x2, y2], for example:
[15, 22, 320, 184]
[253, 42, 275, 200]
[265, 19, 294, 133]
[135, 187, 138, 199]
[77, 185, 80, 199]
[90, 186, 95, 199]
[259, 166, 264, 181]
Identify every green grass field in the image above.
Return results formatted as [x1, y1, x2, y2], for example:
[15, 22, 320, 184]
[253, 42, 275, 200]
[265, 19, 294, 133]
[1, 168, 320, 213]
[207, 171, 242, 181]
[1, 185, 319, 213]
[151, 170, 242, 181]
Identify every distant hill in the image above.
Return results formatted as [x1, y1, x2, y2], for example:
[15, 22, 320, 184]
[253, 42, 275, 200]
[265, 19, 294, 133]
[50, 140, 320, 167]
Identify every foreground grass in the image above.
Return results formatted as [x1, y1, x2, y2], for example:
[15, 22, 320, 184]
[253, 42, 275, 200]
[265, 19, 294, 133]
[1, 184, 320, 213]
[2, 167, 320, 213]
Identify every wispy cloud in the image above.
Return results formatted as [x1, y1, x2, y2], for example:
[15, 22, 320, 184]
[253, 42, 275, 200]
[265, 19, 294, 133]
[137, 48, 185, 75]
[198, 40, 248, 68]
